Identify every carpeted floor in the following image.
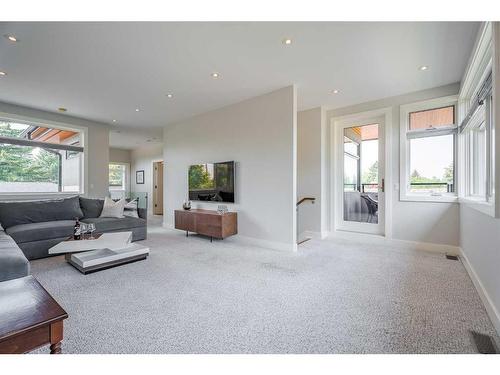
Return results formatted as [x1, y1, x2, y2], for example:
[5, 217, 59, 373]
[30, 224, 498, 354]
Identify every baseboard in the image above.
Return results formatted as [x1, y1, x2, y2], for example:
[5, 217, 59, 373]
[328, 230, 460, 255]
[164, 222, 296, 252]
[162, 221, 174, 229]
[389, 238, 460, 255]
[228, 235, 297, 252]
[459, 248, 500, 337]
[298, 230, 329, 241]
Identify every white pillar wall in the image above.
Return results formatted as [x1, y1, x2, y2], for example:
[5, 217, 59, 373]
[297, 107, 329, 239]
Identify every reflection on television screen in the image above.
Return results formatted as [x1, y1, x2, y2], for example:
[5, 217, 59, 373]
[188, 161, 235, 203]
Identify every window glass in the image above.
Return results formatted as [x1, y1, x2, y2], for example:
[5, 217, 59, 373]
[344, 155, 358, 192]
[343, 136, 358, 156]
[409, 134, 454, 194]
[471, 127, 487, 196]
[343, 123, 379, 223]
[409, 106, 455, 130]
[109, 163, 128, 200]
[361, 139, 378, 193]
[0, 121, 82, 194]
[109, 164, 125, 188]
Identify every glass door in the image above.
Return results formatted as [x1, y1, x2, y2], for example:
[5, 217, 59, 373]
[337, 117, 385, 235]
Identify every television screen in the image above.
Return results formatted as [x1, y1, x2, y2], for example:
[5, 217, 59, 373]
[188, 161, 235, 203]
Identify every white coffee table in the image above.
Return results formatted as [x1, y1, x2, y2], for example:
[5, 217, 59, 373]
[48, 232, 149, 274]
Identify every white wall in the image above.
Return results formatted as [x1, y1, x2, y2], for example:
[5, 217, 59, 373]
[297, 107, 329, 238]
[163, 86, 297, 251]
[109, 148, 131, 164]
[326, 83, 461, 247]
[130, 143, 163, 211]
[459, 23, 500, 335]
[0, 101, 110, 198]
[460, 205, 500, 334]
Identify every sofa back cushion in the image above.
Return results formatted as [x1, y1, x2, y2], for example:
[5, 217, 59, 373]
[79, 197, 104, 218]
[0, 196, 83, 230]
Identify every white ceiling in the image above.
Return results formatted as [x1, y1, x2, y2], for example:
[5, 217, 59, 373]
[108, 126, 162, 149]
[0, 22, 479, 141]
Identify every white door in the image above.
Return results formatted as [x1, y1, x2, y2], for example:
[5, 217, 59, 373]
[336, 116, 385, 235]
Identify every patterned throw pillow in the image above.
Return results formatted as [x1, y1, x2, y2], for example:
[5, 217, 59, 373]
[100, 197, 126, 218]
[123, 198, 139, 218]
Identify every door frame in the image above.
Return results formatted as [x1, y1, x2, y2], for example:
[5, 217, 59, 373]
[330, 107, 393, 238]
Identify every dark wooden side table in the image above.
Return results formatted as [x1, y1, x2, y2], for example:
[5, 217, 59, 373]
[0, 276, 68, 354]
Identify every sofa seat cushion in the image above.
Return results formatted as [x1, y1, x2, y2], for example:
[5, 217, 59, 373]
[0, 231, 30, 282]
[5, 220, 75, 244]
[81, 216, 146, 233]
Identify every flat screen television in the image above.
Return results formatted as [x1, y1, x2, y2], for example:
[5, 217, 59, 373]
[188, 161, 235, 203]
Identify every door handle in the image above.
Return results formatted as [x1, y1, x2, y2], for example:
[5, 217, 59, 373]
[381, 178, 385, 193]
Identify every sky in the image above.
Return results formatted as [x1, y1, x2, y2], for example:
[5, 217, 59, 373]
[361, 140, 378, 181]
[358, 135, 453, 183]
[410, 135, 453, 179]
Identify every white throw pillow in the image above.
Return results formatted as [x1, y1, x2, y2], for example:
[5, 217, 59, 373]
[123, 198, 139, 218]
[100, 197, 126, 218]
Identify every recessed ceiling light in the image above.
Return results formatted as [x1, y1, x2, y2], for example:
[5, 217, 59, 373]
[331, 89, 340, 94]
[4, 34, 17, 42]
[135, 108, 140, 112]
[0, 71, 6, 77]
[283, 38, 292, 45]
[166, 93, 173, 98]
[419, 65, 429, 71]
[211, 72, 220, 79]
[58, 107, 67, 112]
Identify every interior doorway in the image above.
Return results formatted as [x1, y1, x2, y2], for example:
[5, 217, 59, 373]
[153, 161, 164, 215]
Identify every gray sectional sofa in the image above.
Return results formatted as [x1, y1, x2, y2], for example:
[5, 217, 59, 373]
[0, 196, 147, 282]
[0, 230, 30, 282]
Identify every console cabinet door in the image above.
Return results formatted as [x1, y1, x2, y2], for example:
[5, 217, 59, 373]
[175, 211, 196, 231]
[196, 214, 222, 238]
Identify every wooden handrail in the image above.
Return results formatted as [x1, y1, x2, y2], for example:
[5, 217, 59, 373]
[297, 197, 316, 206]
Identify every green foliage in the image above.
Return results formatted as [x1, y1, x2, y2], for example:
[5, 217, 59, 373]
[443, 163, 454, 183]
[362, 161, 378, 183]
[109, 164, 124, 186]
[410, 163, 454, 192]
[189, 164, 214, 189]
[0, 122, 60, 184]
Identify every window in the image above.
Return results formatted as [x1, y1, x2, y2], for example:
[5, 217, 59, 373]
[0, 119, 83, 195]
[400, 97, 458, 202]
[457, 22, 496, 216]
[109, 163, 129, 199]
[461, 72, 493, 203]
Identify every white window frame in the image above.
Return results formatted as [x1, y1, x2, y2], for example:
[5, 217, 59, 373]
[457, 22, 497, 217]
[0, 112, 87, 199]
[400, 96, 459, 203]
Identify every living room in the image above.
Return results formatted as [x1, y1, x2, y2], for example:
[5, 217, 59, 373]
[1, 2, 500, 374]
